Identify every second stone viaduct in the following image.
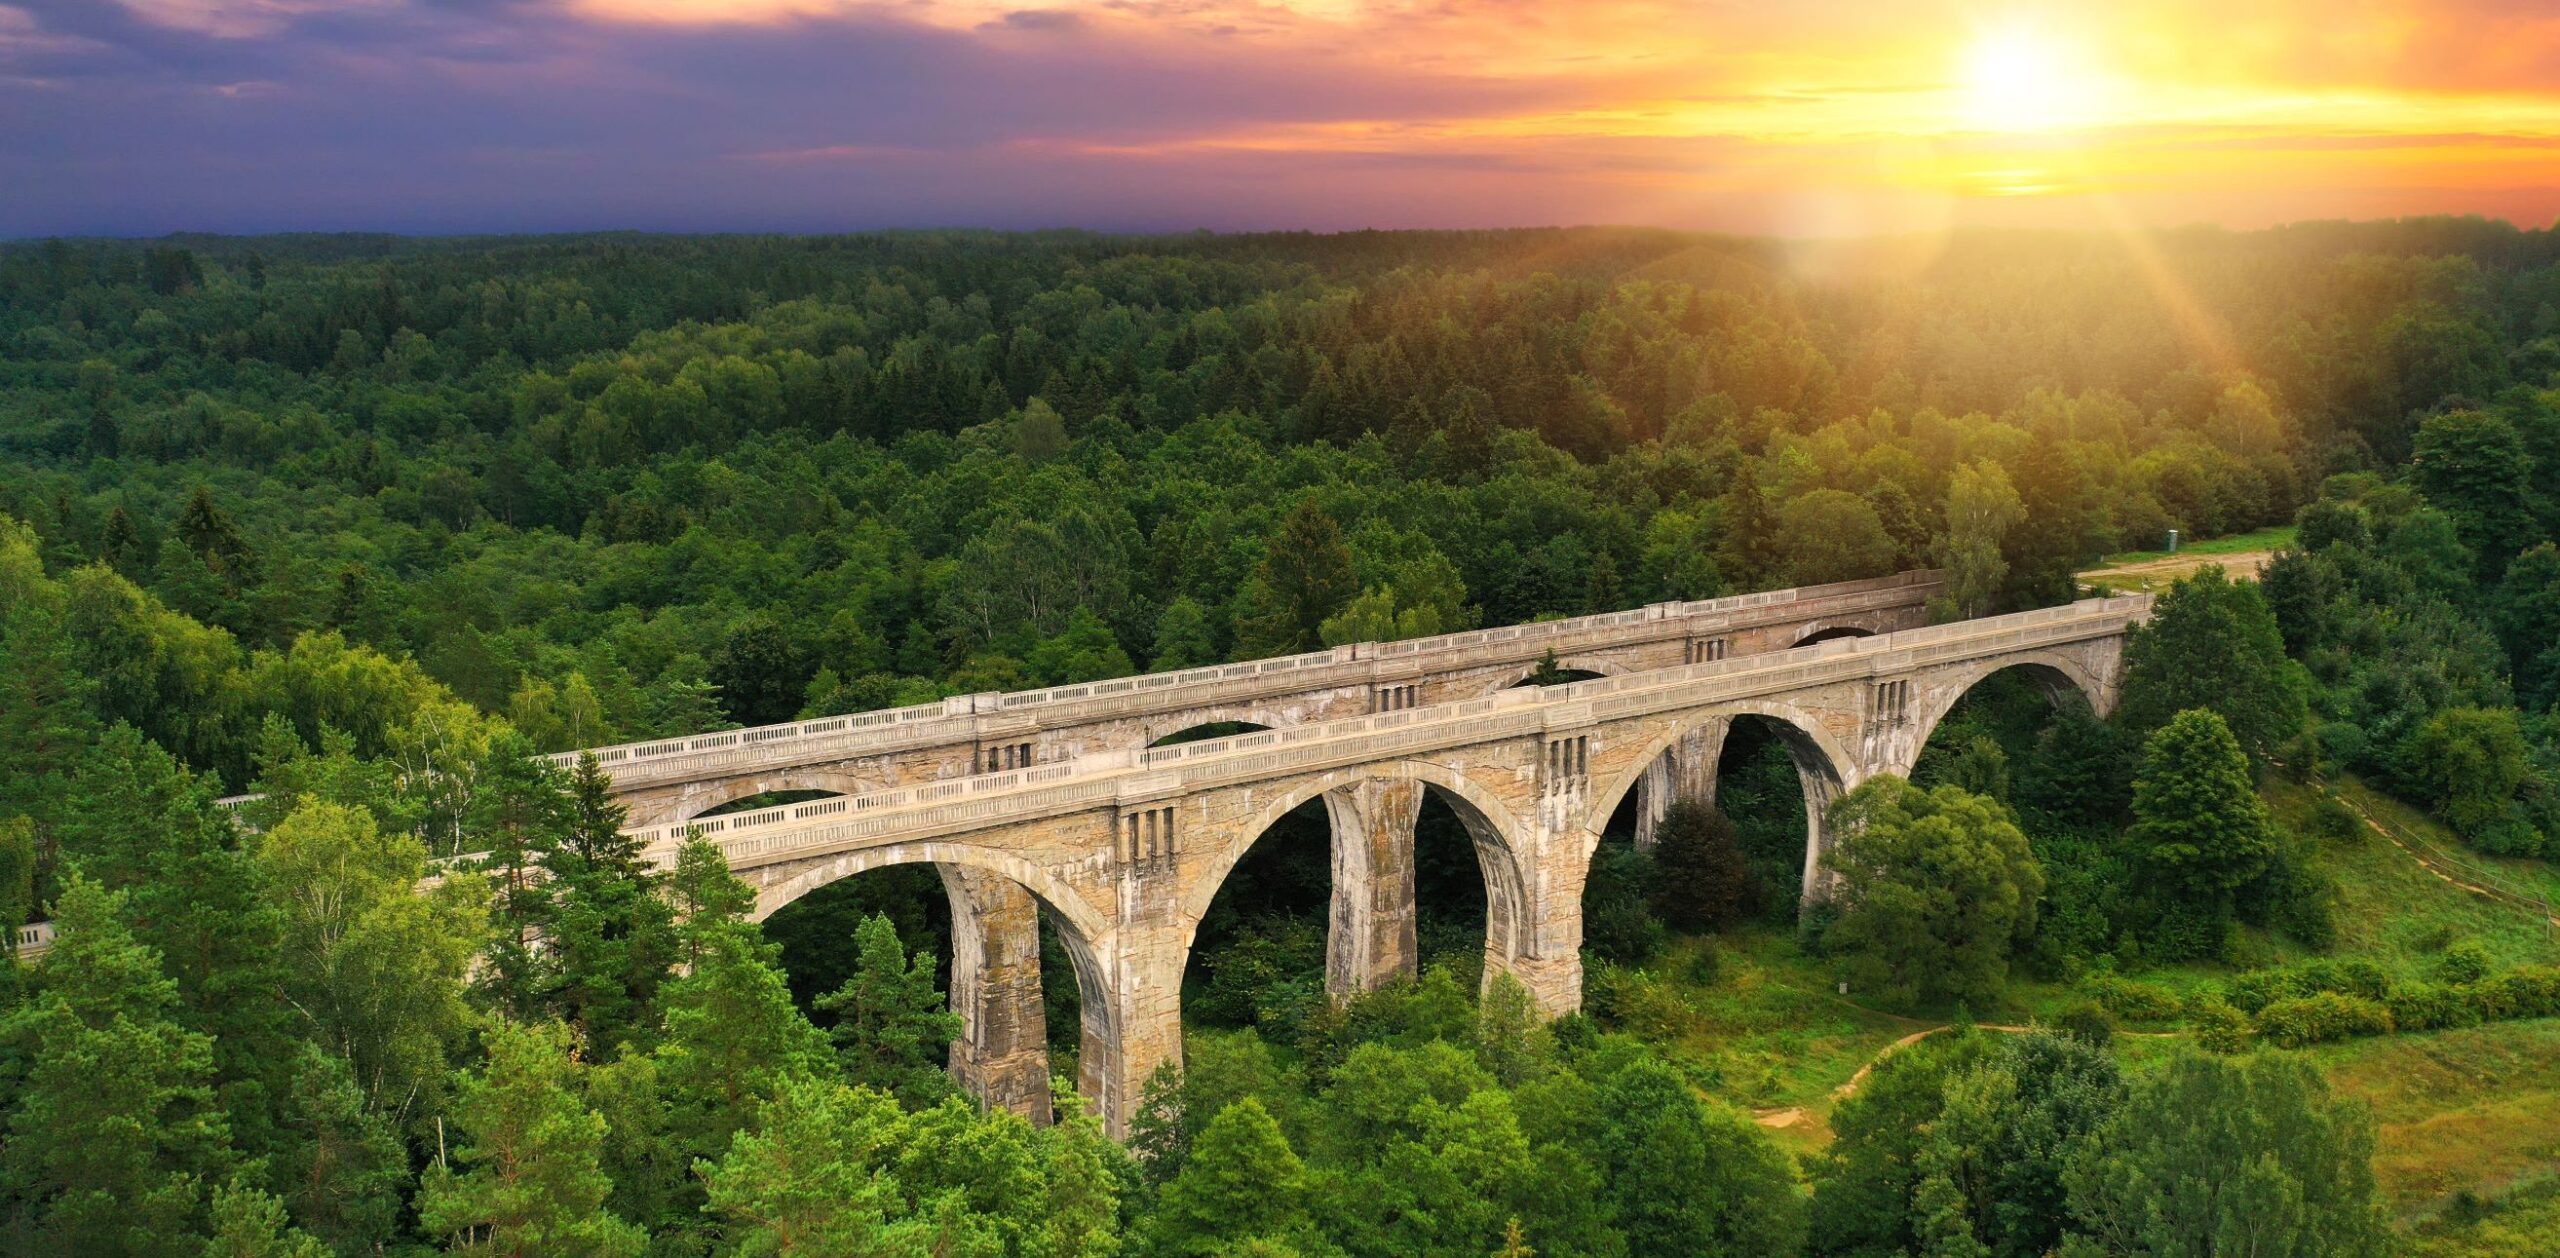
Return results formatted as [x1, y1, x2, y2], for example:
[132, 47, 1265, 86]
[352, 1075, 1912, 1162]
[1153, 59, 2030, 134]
[558, 570, 1948, 828]
[604, 589, 2151, 1134]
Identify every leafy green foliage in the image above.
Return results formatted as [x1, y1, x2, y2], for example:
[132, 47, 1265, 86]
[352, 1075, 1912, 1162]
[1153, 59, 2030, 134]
[2129, 710, 2279, 949]
[2116, 567, 2306, 764]
[1820, 778, 2045, 1008]
[2061, 1051, 2390, 1258]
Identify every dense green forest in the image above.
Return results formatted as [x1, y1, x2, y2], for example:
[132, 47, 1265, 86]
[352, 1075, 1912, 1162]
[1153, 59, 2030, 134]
[2, 221, 2558, 1255]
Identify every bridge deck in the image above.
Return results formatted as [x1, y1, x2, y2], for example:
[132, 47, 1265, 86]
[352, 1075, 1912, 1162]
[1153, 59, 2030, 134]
[635, 596, 2148, 874]
[535, 570, 1942, 791]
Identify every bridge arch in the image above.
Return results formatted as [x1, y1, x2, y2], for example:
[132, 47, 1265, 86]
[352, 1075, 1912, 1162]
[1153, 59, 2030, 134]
[672, 769, 875, 824]
[751, 838, 1120, 1123]
[1177, 759, 1534, 978]
[1145, 707, 1285, 747]
[1493, 655, 1632, 692]
[1793, 621, 1880, 648]
[1581, 699, 1857, 902]
[1902, 649, 2111, 768]
[755, 839, 1111, 944]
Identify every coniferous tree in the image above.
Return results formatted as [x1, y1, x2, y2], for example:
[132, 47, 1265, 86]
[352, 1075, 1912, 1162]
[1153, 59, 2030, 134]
[1239, 500, 1356, 656]
[416, 1020, 646, 1258]
[0, 877, 235, 1254]
[56, 726, 306, 1181]
[815, 913, 963, 1109]
[273, 1045, 407, 1256]
[0, 581, 99, 854]
[468, 735, 571, 1020]
[547, 753, 677, 1056]
[697, 1074, 925, 1255]
[1650, 799, 1756, 931]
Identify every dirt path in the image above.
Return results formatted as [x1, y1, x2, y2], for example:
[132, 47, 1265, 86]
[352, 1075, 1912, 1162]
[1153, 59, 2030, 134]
[1751, 1022, 2185, 1128]
[2342, 799, 2560, 931]
[2081, 549, 2278, 594]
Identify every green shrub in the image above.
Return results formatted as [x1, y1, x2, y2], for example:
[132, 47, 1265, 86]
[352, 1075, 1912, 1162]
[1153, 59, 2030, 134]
[2058, 1000, 2116, 1047]
[2085, 974, 2185, 1023]
[2225, 957, 2390, 1013]
[2474, 965, 2560, 1021]
[2252, 991, 2394, 1047]
[1585, 963, 1698, 1041]
[2473, 806, 2546, 857]
[2383, 981, 2479, 1033]
[2434, 939, 2493, 985]
[2315, 721, 2369, 768]
[1683, 940, 1723, 987]
[2306, 796, 2362, 844]
[2191, 996, 2251, 1053]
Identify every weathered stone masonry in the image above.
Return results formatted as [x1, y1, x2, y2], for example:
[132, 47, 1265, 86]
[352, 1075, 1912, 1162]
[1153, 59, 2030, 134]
[617, 592, 2147, 1134]
[561, 570, 1950, 827]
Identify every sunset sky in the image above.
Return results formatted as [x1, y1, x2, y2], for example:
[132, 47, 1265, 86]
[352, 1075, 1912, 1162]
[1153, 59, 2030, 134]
[6, 0, 2559, 237]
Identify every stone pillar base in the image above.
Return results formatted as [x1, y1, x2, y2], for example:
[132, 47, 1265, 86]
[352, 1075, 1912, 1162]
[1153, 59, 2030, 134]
[943, 868, 1054, 1125]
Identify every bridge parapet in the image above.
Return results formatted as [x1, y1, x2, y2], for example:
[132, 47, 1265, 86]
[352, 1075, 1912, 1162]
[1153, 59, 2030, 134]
[551, 570, 1945, 792]
[632, 595, 2148, 874]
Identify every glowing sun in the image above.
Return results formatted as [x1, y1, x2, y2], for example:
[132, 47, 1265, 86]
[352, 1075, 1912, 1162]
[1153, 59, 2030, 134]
[1961, 27, 2106, 132]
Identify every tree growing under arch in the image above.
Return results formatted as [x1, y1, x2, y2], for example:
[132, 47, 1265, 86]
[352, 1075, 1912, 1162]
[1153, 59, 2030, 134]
[1819, 777, 2044, 1008]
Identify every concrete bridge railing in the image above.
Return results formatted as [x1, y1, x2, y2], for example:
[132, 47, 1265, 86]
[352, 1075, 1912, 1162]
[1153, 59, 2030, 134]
[549, 570, 1945, 813]
[627, 595, 2145, 865]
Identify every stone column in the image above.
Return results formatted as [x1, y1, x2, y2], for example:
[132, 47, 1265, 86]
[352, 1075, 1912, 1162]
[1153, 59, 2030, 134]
[1095, 795, 1191, 1138]
[941, 867, 1054, 1124]
[1323, 778, 1424, 997]
[1788, 744, 1852, 905]
[1488, 819, 1586, 1018]
[1633, 719, 1728, 849]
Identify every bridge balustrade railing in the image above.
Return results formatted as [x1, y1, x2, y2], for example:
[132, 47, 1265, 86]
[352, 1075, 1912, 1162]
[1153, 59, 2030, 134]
[543, 570, 1946, 780]
[622, 597, 2147, 866]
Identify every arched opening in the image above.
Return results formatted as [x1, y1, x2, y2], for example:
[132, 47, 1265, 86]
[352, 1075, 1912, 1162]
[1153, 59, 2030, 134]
[1906, 661, 2117, 965]
[1577, 772, 1662, 966]
[1149, 720, 1270, 748]
[1413, 791, 1492, 982]
[1909, 663, 2092, 805]
[1181, 797, 1330, 1030]
[1181, 770, 1524, 1035]
[1509, 659, 1609, 689]
[762, 860, 1091, 1122]
[1714, 714, 1848, 919]
[674, 770, 871, 824]
[697, 788, 842, 819]
[1793, 625, 1875, 648]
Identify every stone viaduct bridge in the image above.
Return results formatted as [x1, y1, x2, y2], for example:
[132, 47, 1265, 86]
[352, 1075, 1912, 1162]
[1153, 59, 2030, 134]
[584, 586, 2151, 1134]
[557, 570, 1948, 830]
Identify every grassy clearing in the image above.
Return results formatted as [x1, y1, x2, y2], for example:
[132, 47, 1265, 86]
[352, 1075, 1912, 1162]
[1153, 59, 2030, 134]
[1617, 766, 2560, 1224]
[2311, 1019, 2560, 1215]
[2097, 523, 2297, 566]
[2265, 777, 2560, 976]
[2407, 1172, 2560, 1257]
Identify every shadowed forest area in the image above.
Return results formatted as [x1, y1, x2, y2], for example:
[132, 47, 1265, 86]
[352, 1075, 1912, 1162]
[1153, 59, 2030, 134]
[2, 222, 2559, 1255]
